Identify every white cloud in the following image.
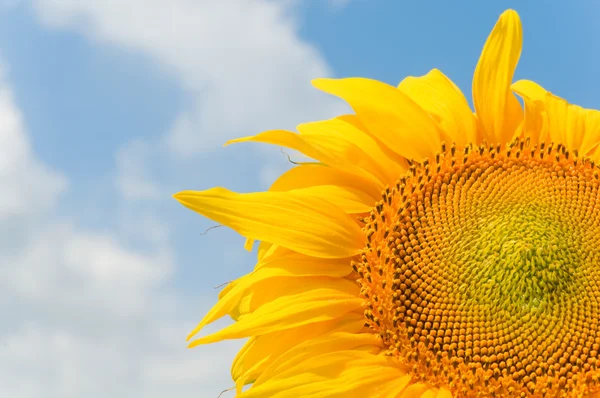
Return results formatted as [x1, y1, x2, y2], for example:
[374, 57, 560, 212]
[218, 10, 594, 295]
[28, 0, 347, 203]
[0, 1, 350, 396]
[117, 209, 171, 245]
[141, 324, 245, 398]
[0, 217, 240, 397]
[0, 78, 67, 219]
[0, 321, 244, 398]
[115, 139, 161, 200]
[0, 57, 240, 397]
[30, 0, 344, 154]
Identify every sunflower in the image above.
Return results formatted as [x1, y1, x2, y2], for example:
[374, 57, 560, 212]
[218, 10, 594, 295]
[174, 9, 600, 398]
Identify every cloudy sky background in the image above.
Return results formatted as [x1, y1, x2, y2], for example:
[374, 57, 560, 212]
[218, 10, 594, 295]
[1, 1, 599, 397]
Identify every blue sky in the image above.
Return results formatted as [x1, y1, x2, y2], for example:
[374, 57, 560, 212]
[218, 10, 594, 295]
[0, 1, 598, 397]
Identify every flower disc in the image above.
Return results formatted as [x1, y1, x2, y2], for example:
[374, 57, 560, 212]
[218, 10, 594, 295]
[357, 139, 600, 397]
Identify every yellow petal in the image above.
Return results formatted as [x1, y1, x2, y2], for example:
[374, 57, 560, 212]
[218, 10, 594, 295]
[187, 278, 362, 346]
[312, 77, 445, 161]
[244, 238, 255, 251]
[174, 187, 363, 259]
[473, 9, 523, 144]
[512, 94, 548, 145]
[270, 163, 381, 200]
[289, 185, 373, 213]
[421, 390, 438, 398]
[255, 245, 350, 274]
[241, 350, 411, 398]
[229, 275, 358, 322]
[419, 388, 453, 398]
[436, 388, 453, 398]
[542, 92, 570, 146]
[398, 68, 477, 147]
[227, 129, 383, 188]
[511, 80, 549, 131]
[298, 116, 406, 185]
[376, 379, 421, 398]
[234, 241, 277, 271]
[514, 79, 600, 155]
[511, 79, 547, 102]
[192, 249, 352, 334]
[544, 93, 600, 156]
[253, 331, 382, 387]
[339, 114, 411, 171]
[232, 314, 366, 392]
[256, 241, 273, 260]
[399, 383, 431, 398]
[512, 80, 562, 146]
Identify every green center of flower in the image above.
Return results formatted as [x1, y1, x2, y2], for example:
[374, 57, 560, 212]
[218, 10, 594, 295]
[355, 139, 600, 397]
[459, 203, 578, 309]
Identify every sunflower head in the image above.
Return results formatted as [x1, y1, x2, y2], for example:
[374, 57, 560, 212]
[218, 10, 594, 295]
[175, 9, 600, 398]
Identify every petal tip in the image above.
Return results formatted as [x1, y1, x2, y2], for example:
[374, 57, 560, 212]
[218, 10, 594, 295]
[225, 136, 253, 147]
[187, 340, 199, 348]
[500, 8, 520, 22]
[311, 77, 332, 91]
[186, 327, 202, 343]
[173, 192, 184, 201]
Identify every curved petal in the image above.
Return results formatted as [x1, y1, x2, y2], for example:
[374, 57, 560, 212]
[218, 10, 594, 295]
[473, 9, 523, 144]
[399, 383, 431, 398]
[513, 79, 600, 155]
[240, 349, 412, 398]
[545, 93, 600, 157]
[187, 278, 362, 346]
[219, 239, 289, 300]
[270, 163, 382, 200]
[399, 68, 477, 147]
[298, 116, 406, 185]
[312, 77, 445, 161]
[339, 114, 411, 170]
[256, 241, 274, 260]
[241, 163, 381, 252]
[511, 95, 548, 146]
[253, 332, 382, 387]
[174, 188, 364, 259]
[435, 388, 453, 398]
[511, 79, 547, 101]
[227, 130, 383, 188]
[232, 315, 366, 392]
[193, 249, 352, 335]
[226, 275, 359, 323]
[290, 185, 373, 213]
[512, 79, 553, 145]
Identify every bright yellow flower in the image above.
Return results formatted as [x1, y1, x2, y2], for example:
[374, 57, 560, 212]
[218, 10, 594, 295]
[174, 9, 600, 398]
